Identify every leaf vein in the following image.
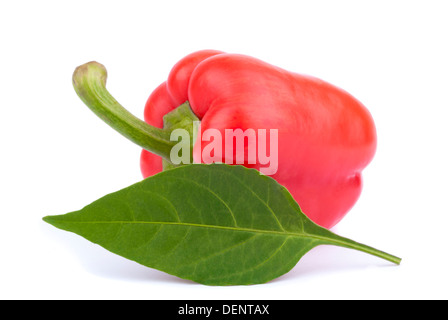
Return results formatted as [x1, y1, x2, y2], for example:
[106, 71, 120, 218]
[216, 167, 286, 232]
[168, 177, 238, 227]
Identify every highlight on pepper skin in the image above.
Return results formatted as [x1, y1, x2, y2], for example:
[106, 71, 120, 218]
[169, 122, 279, 176]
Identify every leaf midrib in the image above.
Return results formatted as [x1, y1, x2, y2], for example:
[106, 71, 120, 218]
[49, 218, 335, 244]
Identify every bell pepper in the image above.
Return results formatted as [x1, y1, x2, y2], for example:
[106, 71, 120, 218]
[73, 50, 377, 229]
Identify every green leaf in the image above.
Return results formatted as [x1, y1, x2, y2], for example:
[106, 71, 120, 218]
[43, 164, 400, 285]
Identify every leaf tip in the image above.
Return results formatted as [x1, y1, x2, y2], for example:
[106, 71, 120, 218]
[42, 215, 53, 225]
[42, 214, 62, 227]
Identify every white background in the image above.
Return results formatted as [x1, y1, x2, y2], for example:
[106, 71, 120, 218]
[1, 0, 447, 300]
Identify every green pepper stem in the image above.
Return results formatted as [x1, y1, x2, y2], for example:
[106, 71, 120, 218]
[72, 61, 197, 163]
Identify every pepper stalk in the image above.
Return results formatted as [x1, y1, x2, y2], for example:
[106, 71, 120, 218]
[72, 61, 198, 167]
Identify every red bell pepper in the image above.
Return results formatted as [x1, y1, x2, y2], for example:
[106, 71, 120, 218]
[73, 50, 377, 229]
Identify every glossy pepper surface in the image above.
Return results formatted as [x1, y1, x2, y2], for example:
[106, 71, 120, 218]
[140, 50, 377, 229]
